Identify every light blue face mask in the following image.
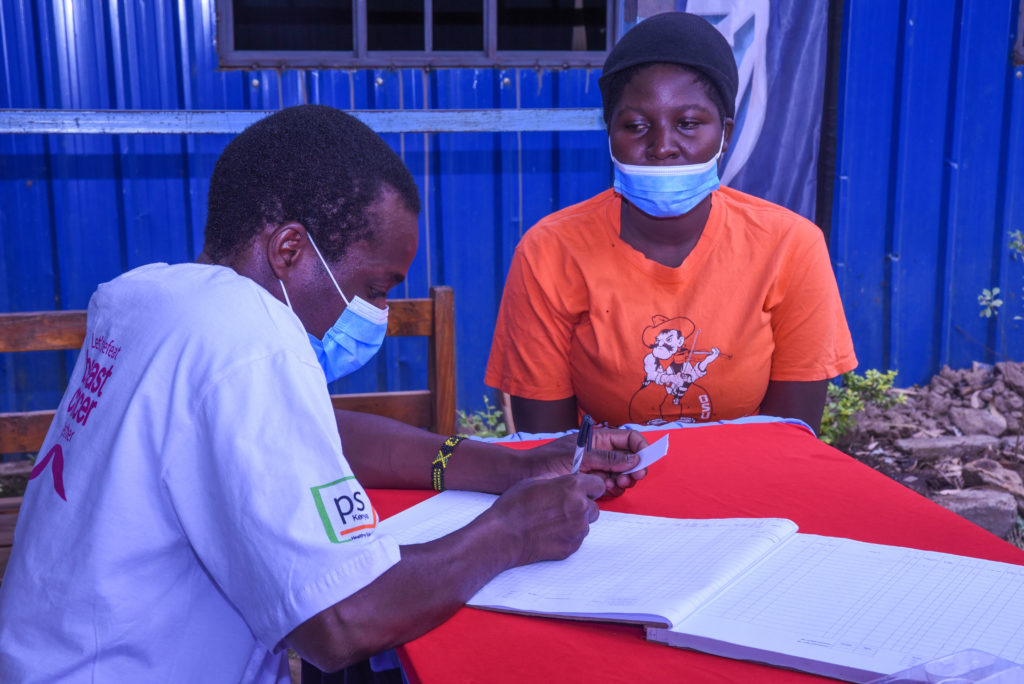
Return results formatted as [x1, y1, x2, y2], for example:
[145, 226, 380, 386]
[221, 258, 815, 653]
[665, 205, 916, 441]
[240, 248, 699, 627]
[611, 136, 724, 218]
[279, 234, 389, 383]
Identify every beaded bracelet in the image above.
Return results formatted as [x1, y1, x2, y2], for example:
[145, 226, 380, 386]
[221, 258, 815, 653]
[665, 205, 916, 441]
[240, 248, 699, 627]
[432, 435, 466, 492]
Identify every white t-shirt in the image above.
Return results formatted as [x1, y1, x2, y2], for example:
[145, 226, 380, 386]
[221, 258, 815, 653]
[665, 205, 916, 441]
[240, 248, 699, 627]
[0, 263, 400, 682]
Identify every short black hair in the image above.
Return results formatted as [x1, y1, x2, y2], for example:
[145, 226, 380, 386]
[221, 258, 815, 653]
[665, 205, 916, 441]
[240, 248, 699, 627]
[203, 104, 420, 263]
[601, 62, 729, 126]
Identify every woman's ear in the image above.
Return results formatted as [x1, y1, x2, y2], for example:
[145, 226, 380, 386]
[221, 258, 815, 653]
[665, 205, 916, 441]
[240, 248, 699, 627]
[721, 117, 735, 158]
[267, 222, 309, 281]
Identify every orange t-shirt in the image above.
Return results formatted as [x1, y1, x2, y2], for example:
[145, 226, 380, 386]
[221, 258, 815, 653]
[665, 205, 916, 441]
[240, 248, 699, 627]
[485, 187, 858, 426]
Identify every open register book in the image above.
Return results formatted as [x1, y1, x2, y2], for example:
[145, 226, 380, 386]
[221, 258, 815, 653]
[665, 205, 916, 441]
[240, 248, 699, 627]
[376, 490, 1024, 683]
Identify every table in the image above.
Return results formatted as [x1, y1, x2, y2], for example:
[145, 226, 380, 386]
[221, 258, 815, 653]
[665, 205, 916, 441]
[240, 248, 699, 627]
[368, 421, 1024, 683]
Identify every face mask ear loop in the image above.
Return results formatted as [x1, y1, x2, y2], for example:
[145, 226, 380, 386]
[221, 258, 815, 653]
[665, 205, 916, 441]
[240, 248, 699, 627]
[278, 279, 293, 309]
[608, 138, 625, 167]
[716, 131, 727, 165]
[306, 232, 351, 306]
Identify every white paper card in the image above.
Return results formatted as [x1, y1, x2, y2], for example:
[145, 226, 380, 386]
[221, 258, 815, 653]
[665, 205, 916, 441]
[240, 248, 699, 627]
[623, 434, 670, 474]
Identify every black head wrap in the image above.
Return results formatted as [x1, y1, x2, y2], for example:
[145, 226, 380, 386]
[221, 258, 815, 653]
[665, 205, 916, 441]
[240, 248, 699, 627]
[599, 12, 739, 119]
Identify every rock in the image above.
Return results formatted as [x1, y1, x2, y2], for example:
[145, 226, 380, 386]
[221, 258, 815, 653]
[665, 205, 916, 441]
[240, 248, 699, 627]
[950, 406, 1006, 436]
[894, 435, 1000, 461]
[966, 362, 993, 387]
[929, 459, 964, 489]
[996, 361, 1024, 396]
[962, 458, 1024, 513]
[994, 391, 1024, 413]
[899, 474, 930, 497]
[931, 488, 1018, 538]
[926, 393, 953, 415]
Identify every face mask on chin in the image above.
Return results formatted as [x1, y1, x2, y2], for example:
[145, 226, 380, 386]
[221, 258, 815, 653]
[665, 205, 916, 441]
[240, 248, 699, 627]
[279, 234, 389, 383]
[610, 135, 724, 218]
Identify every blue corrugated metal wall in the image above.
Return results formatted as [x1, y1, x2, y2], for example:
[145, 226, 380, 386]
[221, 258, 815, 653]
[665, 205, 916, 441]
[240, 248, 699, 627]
[832, 0, 1024, 386]
[0, 0, 609, 414]
[2, 0, 1022, 419]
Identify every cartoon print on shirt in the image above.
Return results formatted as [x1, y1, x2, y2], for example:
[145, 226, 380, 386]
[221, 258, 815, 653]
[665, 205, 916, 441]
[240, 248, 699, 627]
[627, 315, 726, 424]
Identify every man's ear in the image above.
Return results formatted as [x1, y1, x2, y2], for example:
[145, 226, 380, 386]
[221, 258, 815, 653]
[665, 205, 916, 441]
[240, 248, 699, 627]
[721, 118, 735, 158]
[266, 222, 309, 281]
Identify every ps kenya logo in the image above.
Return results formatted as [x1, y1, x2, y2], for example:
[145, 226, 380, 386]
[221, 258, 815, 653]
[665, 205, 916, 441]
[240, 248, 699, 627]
[311, 476, 379, 543]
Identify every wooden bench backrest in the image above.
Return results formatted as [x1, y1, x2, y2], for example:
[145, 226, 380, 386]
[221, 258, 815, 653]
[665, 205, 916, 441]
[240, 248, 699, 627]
[0, 285, 456, 456]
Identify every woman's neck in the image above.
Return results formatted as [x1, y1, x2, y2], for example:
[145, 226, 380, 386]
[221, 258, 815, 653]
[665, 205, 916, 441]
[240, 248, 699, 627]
[618, 194, 712, 268]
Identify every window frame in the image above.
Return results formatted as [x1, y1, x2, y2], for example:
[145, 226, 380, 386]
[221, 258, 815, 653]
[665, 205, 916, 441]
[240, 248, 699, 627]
[215, 0, 618, 70]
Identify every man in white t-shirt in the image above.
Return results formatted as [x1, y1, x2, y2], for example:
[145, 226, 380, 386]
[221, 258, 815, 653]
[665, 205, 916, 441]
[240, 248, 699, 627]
[0, 105, 647, 682]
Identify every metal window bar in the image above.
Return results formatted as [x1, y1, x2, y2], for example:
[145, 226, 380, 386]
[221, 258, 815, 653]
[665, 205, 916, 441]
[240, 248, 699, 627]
[1015, 0, 1023, 66]
[0, 109, 606, 134]
[424, 0, 433, 53]
[355, 0, 367, 59]
[485, 0, 496, 60]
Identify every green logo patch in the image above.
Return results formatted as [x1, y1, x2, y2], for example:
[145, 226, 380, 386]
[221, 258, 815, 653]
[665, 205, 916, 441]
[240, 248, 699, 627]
[311, 476, 377, 543]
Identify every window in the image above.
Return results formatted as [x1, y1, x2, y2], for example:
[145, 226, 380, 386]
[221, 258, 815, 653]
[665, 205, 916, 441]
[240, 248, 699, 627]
[217, 0, 615, 69]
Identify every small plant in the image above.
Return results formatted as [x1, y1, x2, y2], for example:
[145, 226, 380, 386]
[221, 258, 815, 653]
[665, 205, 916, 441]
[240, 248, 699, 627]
[1009, 229, 1024, 260]
[978, 287, 1003, 318]
[978, 230, 1024, 322]
[1012, 230, 1024, 321]
[456, 395, 508, 439]
[820, 369, 906, 445]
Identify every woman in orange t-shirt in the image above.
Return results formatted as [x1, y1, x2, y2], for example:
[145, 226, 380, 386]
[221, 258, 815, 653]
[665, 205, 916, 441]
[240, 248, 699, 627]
[485, 12, 857, 434]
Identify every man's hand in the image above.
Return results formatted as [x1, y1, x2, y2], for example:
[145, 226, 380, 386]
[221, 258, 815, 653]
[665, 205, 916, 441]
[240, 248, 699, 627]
[288, 472, 606, 671]
[527, 428, 649, 498]
[482, 473, 605, 567]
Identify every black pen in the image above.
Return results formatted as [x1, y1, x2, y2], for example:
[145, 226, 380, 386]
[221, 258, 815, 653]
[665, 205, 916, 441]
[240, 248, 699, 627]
[571, 414, 594, 474]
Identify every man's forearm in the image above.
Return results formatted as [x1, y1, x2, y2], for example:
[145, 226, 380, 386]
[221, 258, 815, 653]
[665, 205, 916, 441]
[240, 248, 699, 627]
[287, 508, 517, 671]
[286, 473, 602, 672]
[335, 410, 532, 492]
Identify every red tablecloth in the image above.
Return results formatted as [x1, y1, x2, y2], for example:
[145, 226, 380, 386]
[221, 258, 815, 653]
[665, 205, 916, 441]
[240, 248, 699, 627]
[368, 422, 1024, 683]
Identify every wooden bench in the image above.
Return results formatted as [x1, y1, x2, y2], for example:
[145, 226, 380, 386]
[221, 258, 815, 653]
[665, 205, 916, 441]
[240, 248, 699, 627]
[0, 285, 456, 578]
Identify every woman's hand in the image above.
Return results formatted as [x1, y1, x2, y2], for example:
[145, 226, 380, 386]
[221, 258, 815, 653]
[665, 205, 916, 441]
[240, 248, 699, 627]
[525, 428, 649, 497]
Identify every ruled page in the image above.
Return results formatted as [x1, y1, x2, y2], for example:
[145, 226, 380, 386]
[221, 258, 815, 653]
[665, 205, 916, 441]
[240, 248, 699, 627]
[648, 533, 1024, 682]
[376, 490, 798, 626]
